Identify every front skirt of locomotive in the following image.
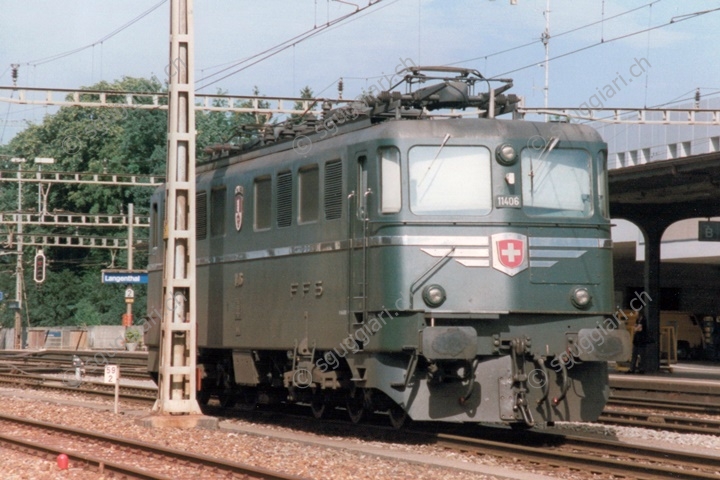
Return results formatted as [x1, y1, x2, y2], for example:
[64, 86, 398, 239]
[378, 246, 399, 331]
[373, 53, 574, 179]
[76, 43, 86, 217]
[406, 355, 608, 423]
[369, 325, 629, 424]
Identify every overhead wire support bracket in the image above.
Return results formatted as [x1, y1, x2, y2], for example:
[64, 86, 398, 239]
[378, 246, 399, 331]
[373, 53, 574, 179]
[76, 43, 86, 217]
[0, 213, 150, 228]
[0, 86, 348, 117]
[515, 106, 720, 126]
[1, 233, 140, 250]
[0, 170, 164, 186]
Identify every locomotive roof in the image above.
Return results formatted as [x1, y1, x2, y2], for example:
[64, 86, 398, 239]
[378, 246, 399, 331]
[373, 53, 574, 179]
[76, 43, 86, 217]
[197, 66, 603, 173]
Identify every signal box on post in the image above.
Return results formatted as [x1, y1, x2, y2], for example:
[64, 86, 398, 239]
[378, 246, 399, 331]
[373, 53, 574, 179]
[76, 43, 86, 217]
[33, 250, 46, 284]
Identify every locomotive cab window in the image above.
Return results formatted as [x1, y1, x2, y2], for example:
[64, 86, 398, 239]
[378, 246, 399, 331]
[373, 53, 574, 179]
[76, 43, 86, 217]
[521, 148, 592, 217]
[409, 145, 492, 215]
[254, 176, 271, 231]
[299, 164, 319, 223]
[380, 147, 401, 213]
[597, 151, 610, 219]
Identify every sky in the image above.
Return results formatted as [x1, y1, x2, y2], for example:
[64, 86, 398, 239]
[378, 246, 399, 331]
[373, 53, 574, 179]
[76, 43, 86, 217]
[1, 0, 719, 145]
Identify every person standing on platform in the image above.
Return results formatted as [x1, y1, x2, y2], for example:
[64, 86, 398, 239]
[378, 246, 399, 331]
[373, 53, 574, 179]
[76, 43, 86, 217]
[629, 311, 649, 374]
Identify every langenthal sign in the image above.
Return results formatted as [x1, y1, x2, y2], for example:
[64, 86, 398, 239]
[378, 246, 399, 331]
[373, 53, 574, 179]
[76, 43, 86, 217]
[101, 269, 149, 284]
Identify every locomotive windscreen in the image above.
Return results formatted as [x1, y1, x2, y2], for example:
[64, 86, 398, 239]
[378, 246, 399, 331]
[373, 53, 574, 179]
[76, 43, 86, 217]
[521, 148, 592, 217]
[408, 145, 492, 215]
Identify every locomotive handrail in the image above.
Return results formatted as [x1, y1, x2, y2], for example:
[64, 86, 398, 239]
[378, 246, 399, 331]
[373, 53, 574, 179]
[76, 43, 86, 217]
[409, 246, 456, 310]
[346, 191, 356, 327]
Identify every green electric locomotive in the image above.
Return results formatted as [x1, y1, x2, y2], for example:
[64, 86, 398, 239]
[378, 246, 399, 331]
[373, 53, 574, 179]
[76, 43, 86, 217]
[146, 67, 630, 428]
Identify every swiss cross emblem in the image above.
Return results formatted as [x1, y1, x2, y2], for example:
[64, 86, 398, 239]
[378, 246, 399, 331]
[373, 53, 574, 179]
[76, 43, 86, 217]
[491, 233, 528, 276]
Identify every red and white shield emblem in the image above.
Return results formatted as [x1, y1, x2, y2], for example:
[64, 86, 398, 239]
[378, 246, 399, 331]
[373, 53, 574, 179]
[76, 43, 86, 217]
[491, 233, 528, 276]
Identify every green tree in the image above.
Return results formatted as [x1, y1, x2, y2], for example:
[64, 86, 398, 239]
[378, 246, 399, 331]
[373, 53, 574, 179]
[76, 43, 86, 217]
[0, 76, 162, 327]
[1, 76, 268, 328]
[291, 86, 315, 123]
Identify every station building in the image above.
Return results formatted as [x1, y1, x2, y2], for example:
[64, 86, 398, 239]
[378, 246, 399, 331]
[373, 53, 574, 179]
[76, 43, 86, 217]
[596, 96, 720, 318]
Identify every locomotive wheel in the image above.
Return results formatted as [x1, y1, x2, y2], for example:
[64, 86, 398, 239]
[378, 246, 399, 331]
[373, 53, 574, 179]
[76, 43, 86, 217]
[197, 389, 211, 406]
[388, 404, 408, 429]
[346, 389, 365, 424]
[219, 391, 236, 409]
[310, 392, 328, 419]
[238, 390, 258, 411]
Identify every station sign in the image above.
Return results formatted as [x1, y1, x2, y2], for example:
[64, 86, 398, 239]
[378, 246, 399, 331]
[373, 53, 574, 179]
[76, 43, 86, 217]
[101, 269, 148, 284]
[699, 221, 720, 242]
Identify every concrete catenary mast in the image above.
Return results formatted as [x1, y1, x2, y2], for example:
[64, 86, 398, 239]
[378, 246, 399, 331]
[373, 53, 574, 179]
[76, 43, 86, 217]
[153, 0, 201, 415]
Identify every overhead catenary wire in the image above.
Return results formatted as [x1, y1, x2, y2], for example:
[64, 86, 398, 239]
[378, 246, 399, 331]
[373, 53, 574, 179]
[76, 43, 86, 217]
[446, 1, 662, 68]
[490, 6, 720, 79]
[342, 1, 663, 95]
[18, 0, 167, 68]
[196, 0, 392, 91]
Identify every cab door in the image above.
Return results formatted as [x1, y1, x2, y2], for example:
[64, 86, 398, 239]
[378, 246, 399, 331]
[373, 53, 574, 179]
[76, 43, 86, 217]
[348, 152, 372, 326]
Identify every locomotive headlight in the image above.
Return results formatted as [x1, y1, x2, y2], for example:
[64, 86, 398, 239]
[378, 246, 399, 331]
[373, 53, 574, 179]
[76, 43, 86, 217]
[571, 287, 592, 309]
[423, 284, 447, 308]
[496, 143, 517, 165]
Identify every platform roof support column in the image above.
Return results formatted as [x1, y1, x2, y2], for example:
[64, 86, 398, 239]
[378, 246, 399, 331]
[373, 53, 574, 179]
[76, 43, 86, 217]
[153, 0, 201, 415]
[642, 223, 663, 373]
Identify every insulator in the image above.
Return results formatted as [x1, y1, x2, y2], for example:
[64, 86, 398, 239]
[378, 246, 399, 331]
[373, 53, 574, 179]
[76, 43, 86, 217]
[11, 64, 19, 86]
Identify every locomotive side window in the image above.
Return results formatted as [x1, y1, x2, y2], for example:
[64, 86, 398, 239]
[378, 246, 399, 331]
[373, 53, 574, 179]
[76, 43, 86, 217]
[210, 187, 226, 237]
[277, 171, 293, 228]
[254, 177, 271, 231]
[357, 155, 368, 219]
[324, 160, 342, 220]
[298, 164, 319, 223]
[597, 151, 610, 218]
[521, 148, 592, 217]
[408, 146, 492, 215]
[380, 147, 401, 213]
[196, 191, 208, 240]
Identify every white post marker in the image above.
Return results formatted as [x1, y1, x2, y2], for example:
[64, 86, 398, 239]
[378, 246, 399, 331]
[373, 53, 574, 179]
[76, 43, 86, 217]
[104, 364, 120, 414]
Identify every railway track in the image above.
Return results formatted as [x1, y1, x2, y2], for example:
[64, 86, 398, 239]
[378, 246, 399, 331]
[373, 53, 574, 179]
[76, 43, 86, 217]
[599, 408, 720, 435]
[0, 372, 157, 402]
[431, 428, 720, 480]
[2, 364, 720, 478]
[608, 395, 720, 415]
[0, 411, 305, 480]
[4, 364, 720, 437]
[211, 404, 720, 480]
[2, 375, 719, 479]
[0, 349, 152, 380]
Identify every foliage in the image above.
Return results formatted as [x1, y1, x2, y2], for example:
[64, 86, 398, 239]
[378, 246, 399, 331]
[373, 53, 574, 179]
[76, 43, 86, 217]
[291, 86, 315, 122]
[0, 75, 239, 328]
[195, 86, 271, 159]
[125, 327, 142, 343]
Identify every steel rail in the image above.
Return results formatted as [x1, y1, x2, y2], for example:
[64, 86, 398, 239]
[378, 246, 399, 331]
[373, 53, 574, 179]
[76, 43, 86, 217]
[599, 408, 720, 435]
[0, 412, 305, 480]
[608, 395, 720, 415]
[0, 372, 157, 401]
[432, 431, 720, 480]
